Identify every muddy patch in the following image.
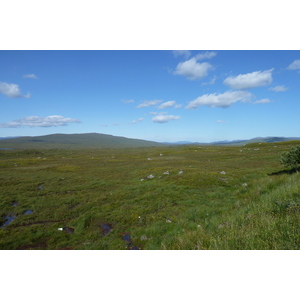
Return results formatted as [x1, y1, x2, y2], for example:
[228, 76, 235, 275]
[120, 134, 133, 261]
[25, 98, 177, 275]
[122, 233, 140, 250]
[1, 215, 16, 228]
[63, 226, 75, 234]
[101, 223, 113, 236]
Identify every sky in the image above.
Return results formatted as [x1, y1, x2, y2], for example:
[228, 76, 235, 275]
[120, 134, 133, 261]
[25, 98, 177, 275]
[1, 50, 300, 142]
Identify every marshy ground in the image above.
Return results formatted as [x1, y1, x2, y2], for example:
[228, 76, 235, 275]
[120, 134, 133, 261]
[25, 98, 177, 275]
[0, 141, 299, 249]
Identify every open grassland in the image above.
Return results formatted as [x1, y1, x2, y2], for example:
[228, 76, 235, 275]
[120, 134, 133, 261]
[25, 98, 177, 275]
[1, 141, 300, 250]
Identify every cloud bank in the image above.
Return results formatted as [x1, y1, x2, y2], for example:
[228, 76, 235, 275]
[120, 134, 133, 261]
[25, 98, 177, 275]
[224, 69, 273, 89]
[186, 90, 253, 109]
[0, 115, 80, 128]
[0, 82, 30, 98]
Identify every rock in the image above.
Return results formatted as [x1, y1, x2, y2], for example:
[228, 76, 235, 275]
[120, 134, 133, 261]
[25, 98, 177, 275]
[220, 171, 226, 175]
[147, 174, 155, 179]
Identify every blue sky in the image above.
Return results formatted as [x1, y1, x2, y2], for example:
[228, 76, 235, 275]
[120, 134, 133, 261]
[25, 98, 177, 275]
[1, 50, 300, 142]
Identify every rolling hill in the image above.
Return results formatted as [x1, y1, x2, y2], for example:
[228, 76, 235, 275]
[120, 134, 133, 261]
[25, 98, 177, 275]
[0, 133, 165, 149]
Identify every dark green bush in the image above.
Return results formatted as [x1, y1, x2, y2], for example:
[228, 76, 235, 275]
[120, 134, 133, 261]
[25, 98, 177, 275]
[280, 145, 300, 170]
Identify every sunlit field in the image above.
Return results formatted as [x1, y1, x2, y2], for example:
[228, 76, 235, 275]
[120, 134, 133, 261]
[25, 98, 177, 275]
[1, 141, 299, 250]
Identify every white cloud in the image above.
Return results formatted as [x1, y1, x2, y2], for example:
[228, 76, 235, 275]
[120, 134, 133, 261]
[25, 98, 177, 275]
[152, 115, 181, 123]
[23, 74, 38, 79]
[172, 50, 191, 59]
[194, 51, 217, 61]
[223, 69, 274, 89]
[0, 82, 30, 98]
[186, 90, 253, 109]
[0, 115, 80, 128]
[254, 99, 272, 104]
[136, 100, 162, 108]
[157, 100, 177, 109]
[217, 120, 228, 123]
[269, 85, 288, 92]
[130, 118, 144, 124]
[173, 58, 213, 80]
[287, 59, 300, 70]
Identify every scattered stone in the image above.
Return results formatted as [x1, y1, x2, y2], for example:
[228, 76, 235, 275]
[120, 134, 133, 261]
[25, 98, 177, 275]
[220, 171, 226, 175]
[242, 183, 248, 187]
[160, 154, 163, 156]
[147, 174, 155, 179]
[58, 228, 63, 231]
[166, 219, 172, 223]
[147, 158, 152, 160]
[178, 170, 183, 175]
[140, 179, 144, 181]
[163, 171, 169, 175]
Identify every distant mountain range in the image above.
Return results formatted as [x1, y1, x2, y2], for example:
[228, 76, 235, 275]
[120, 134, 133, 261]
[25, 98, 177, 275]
[0, 133, 300, 149]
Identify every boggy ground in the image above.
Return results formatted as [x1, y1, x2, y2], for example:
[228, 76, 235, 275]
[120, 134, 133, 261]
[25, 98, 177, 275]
[0, 141, 299, 250]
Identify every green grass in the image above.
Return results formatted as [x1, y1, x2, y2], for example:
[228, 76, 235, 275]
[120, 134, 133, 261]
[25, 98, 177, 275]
[0, 141, 300, 249]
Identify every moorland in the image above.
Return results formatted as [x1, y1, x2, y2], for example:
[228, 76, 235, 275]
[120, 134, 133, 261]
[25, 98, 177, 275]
[0, 134, 299, 250]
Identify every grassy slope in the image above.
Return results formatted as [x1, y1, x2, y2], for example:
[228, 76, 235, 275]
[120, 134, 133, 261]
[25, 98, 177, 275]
[0, 141, 299, 250]
[0, 133, 164, 149]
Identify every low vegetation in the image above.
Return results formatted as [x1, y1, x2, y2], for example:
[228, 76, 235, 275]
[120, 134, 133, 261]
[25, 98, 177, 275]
[1, 140, 299, 249]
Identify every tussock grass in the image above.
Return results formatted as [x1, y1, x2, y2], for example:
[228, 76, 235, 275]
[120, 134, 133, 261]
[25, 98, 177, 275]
[0, 141, 300, 249]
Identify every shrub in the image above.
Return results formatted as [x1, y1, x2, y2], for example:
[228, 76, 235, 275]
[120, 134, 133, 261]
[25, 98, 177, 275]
[280, 145, 300, 170]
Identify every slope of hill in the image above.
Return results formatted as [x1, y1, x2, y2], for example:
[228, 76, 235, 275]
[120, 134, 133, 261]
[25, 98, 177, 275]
[0, 133, 165, 149]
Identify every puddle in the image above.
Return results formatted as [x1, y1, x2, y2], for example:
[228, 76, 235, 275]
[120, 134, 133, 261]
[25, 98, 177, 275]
[24, 210, 33, 215]
[38, 185, 43, 190]
[101, 223, 112, 236]
[12, 201, 18, 207]
[1, 215, 16, 228]
[122, 233, 140, 250]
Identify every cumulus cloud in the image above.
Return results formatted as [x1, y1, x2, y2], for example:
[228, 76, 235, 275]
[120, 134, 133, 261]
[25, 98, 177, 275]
[136, 100, 162, 108]
[269, 85, 288, 92]
[0, 115, 80, 128]
[287, 59, 300, 70]
[172, 50, 191, 59]
[130, 118, 144, 124]
[0, 82, 30, 98]
[223, 69, 274, 89]
[152, 115, 181, 123]
[253, 99, 272, 104]
[173, 58, 213, 80]
[23, 74, 38, 79]
[186, 90, 253, 109]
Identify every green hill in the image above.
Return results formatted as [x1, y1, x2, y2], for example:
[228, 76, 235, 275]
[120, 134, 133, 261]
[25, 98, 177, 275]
[0, 133, 164, 149]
